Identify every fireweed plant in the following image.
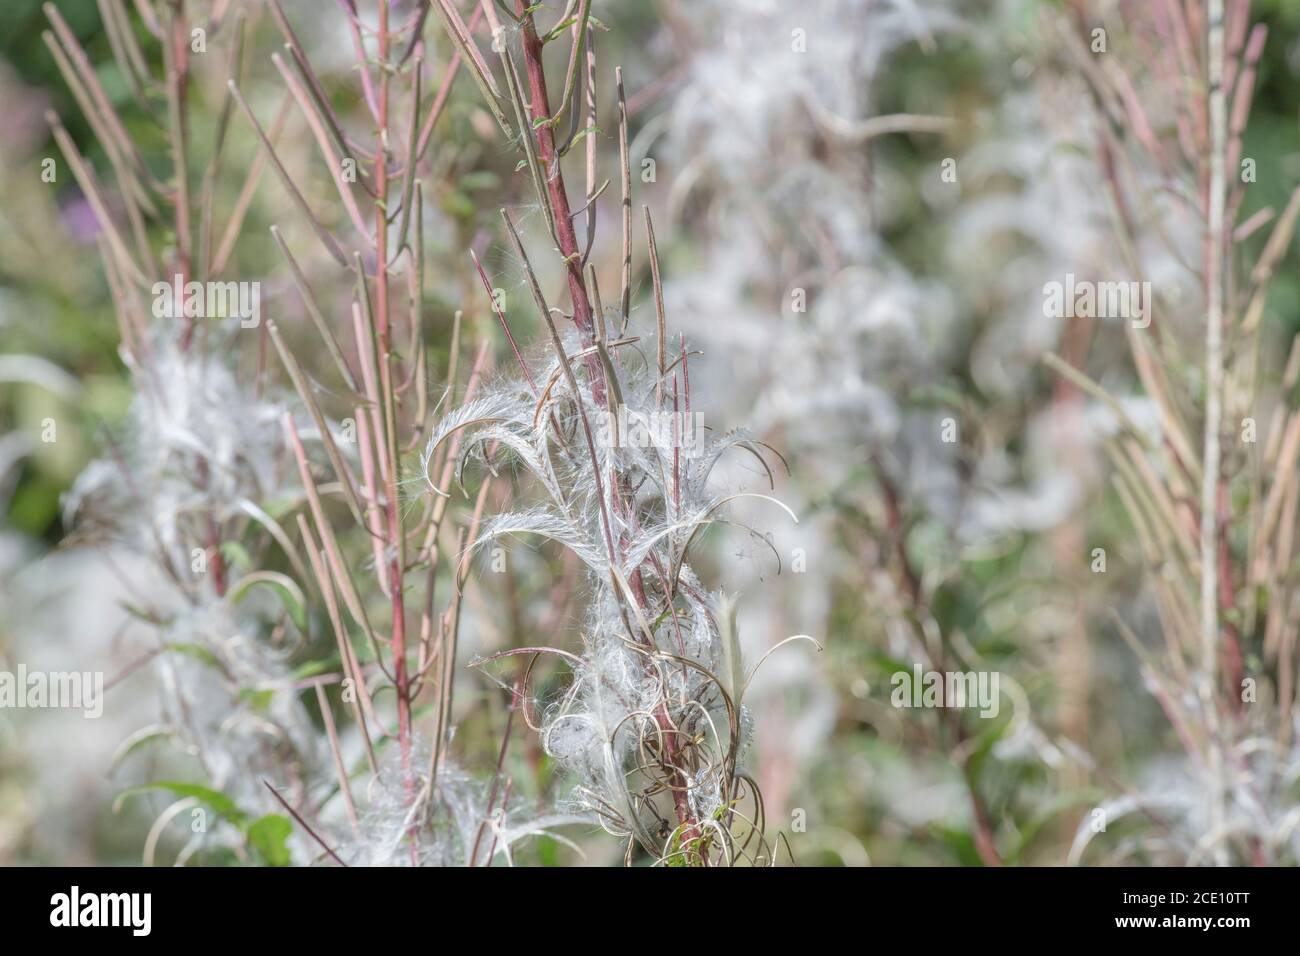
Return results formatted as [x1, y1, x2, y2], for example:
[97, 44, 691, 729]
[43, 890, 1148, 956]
[46, 0, 324, 864]
[418, 0, 813, 866]
[1047, 0, 1300, 865]
[201, 0, 614, 866]
[46, 0, 808, 867]
[46, 0, 540, 866]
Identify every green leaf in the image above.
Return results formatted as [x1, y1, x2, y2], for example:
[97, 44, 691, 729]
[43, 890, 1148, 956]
[120, 601, 170, 627]
[238, 687, 276, 712]
[220, 540, 253, 572]
[535, 835, 560, 867]
[247, 814, 293, 866]
[114, 781, 249, 827]
[558, 124, 602, 156]
[934, 824, 983, 867]
[108, 725, 179, 775]
[291, 656, 340, 680]
[227, 571, 308, 632]
[165, 641, 220, 668]
[542, 16, 579, 42]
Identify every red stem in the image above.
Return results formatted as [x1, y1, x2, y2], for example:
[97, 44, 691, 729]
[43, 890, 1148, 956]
[511, 0, 697, 857]
[513, 1, 605, 402]
[375, 0, 414, 795]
